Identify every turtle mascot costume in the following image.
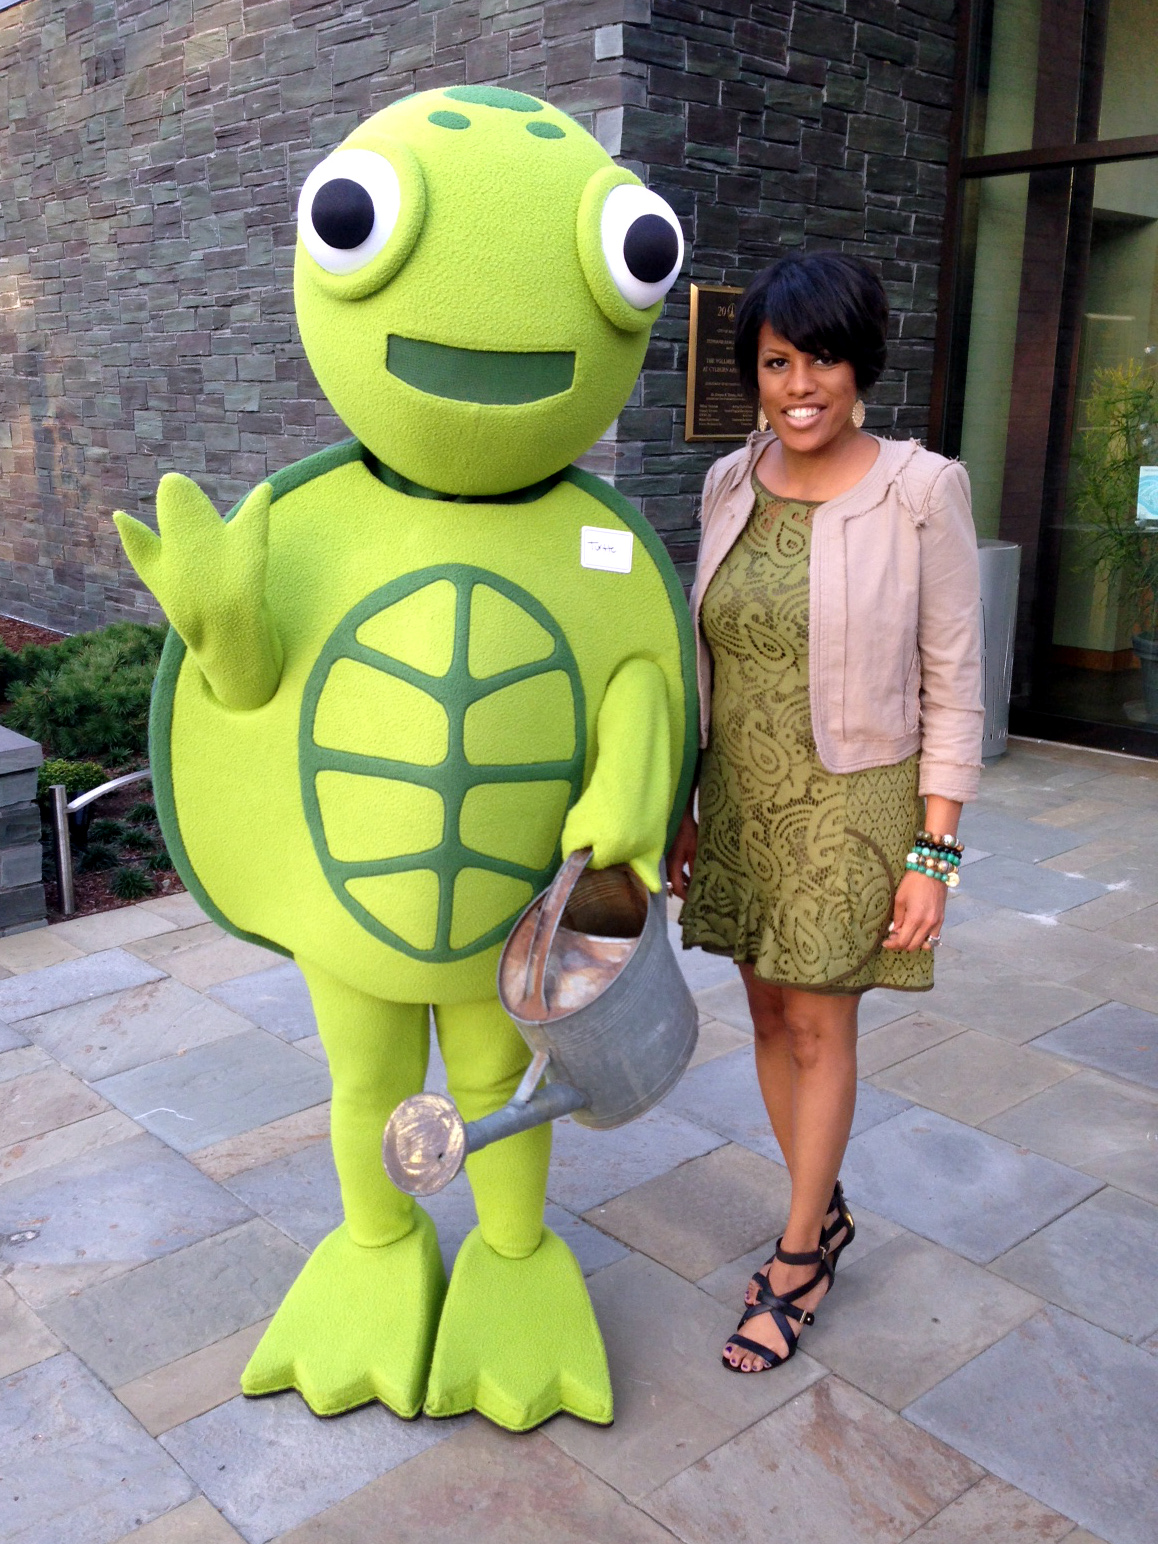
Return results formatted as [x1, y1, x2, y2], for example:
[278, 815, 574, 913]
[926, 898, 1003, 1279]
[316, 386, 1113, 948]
[115, 86, 696, 1432]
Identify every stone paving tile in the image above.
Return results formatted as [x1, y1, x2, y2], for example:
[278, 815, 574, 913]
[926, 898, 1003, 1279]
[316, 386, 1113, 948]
[114, 1496, 246, 1543]
[667, 919, 739, 992]
[923, 970, 1107, 1044]
[95, 1030, 332, 1153]
[840, 1108, 1102, 1263]
[1100, 902, 1158, 947]
[856, 1013, 966, 1077]
[22, 978, 252, 1082]
[278, 1422, 676, 1544]
[583, 1142, 791, 1282]
[857, 987, 937, 1032]
[0, 1017, 28, 1050]
[0, 928, 84, 973]
[130, 930, 283, 991]
[126, 921, 226, 960]
[137, 891, 213, 929]
[207, 961, 317, 1041]
[0, 947, 166, 1021]
[0, 1276, 60, 1377]
[159, 1393, 461, 1544]
[1070, 949, 1158, 1015]
[0, 1352, 195, 1544]
[1033, 794, 1128, 829]
[116, 1319, 271, 1438]
[906, 1306, 1158, 1544]
[0, 1132, 253, 1273]
[902, 1473, 1076, 1543]
[1063, 887, 1155, 931]
[52, 906, 177, 952]
[0, 1041, 50, 1079]
[937, 889, 997, 930]
[41, 1218, 307, 1387]
[0, 1107, 140, 1187]
[641, 1375, 982, 1544]
[0, 1064, 110, 1144]
[982, 1070, 1158, 1204]
[546, 1104, 726, 1213]
[958, 806, 1090, 862]
[664, 1046, 910, 1165]
[803, 1232, 1041, 1411]
[1060, 854, 1158, 903]
[959, 857, 1106, 916]
[686, 1014, 751, 1068]
[943, 911, 1132, 983]
[547, 1254, 824, 1499]
[869, 1030, 1074, 1125]
[190, 1102, 331, 1183]
[991, 1187, 1158, 1342]
[689, 973, 752, 1031]
[294, 1033, 327, 1061]
[222, 1141, 341, 1253]
[1030, 1000, 1158, 1089]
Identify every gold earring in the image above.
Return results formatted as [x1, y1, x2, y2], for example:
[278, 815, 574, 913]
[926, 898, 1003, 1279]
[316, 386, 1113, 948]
[757, 407, 769, 432]
[851, 399, 866, 429]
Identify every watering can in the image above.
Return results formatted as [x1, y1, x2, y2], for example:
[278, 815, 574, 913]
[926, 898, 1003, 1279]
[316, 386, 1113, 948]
[381, 848, 698, 1196]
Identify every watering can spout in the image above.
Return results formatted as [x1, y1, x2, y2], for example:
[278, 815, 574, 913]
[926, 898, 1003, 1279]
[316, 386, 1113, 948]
[382, 1050, 585, 1197]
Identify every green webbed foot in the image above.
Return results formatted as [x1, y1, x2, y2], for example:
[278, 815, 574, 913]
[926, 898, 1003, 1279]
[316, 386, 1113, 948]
[424, 1225, 612, 1431]
[241, 1212, 445, 1418]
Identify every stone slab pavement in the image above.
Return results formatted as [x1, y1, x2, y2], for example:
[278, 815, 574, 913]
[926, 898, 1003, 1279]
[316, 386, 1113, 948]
[0, 739, 1155, 1544]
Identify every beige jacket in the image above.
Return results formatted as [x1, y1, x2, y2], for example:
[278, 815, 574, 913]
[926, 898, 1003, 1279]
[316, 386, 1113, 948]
[691, 431, 984, 803]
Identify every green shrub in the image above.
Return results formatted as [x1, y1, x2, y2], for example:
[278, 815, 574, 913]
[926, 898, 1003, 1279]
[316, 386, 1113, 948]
[37, 759, 107, 803]
[109, 865, 155, 900]
[6, 623, 167, 763]
[146, 846, 174, 872]
[88, 817, 126, 843]
[125, 800, 159, 827]
[121, 827, 158, 854]
[78, 842, 118, 873]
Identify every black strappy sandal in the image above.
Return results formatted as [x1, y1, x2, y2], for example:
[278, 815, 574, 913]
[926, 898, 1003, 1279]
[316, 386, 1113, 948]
[723, 1239, 831, 1373]
[821, 1179, 856, 1272]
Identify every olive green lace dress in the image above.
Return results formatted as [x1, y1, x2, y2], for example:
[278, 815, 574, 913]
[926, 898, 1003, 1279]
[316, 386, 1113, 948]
[681, 472, 932, 994]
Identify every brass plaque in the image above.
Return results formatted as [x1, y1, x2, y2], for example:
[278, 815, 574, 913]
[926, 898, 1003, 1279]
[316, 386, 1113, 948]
[684, 283, 757, 443]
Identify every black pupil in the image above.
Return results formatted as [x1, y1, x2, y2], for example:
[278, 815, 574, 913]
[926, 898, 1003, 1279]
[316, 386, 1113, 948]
[623, 214, 678, 285]
[312, 178, 376, 250]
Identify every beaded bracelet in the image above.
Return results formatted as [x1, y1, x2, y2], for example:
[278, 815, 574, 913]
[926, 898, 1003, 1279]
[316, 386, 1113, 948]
[905, 830, 963, 887]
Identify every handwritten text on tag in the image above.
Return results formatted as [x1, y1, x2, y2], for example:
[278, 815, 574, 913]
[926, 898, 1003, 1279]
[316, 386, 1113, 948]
[580, 526, 633, 574]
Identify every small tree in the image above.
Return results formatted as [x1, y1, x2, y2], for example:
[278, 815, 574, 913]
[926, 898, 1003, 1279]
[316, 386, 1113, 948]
[1074, 359, 1158, 643]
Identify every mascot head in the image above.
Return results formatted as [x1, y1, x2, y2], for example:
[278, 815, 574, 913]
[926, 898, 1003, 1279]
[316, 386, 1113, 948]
[293, 87, 684, 495]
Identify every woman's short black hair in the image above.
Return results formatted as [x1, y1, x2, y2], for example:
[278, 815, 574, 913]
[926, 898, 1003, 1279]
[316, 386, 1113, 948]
[734, 252, 889, 394]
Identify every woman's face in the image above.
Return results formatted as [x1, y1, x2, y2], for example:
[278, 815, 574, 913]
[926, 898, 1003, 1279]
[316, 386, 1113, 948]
[755, 321, 859, 454]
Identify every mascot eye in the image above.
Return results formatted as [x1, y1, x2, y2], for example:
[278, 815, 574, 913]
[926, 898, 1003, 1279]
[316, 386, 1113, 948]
[600, 184, 684, 310]
[297, 149, 402, 275]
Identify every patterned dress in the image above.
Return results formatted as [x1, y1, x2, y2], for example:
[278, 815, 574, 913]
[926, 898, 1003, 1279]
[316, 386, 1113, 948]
[681, 471, 932, 994]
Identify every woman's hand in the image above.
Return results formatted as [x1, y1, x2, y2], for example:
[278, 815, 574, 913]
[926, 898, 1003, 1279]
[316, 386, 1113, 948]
[666, 805, 698, 901]
[883, 870, 947, 951]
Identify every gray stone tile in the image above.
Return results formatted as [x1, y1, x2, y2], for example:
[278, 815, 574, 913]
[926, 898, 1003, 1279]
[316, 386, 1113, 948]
[40, 1218, 307, 1386]
[0, 1277, 60, 1377]
[1064, 887, 1156, 932]
[546, 1104, 726, 1213]
[804, 1232, 1040, 1410]
[938, 890, 997, 930]
[668, 918, 739, 992]
[115, 1320, 272, 1440]
[1031, 1000, 1158, 1090]
[945, 910, 1133, 983]
[207, 961, 317, 1041]
[114, 1497, 246, 1543]
[0, 1352, 195, 1544]
[928, 970, 1108, 1044]
[992, 1188, 1158, 1341]
[547, 1254, 824, 1499]
[961, 857, 1106, 915]
[906, 1307, 1158, 1544]
[160, 1392, 460, 1544]
[0, 1042, 51, 1081]
[697, 1204, 905, 1308]
[95, 1030, 331, 1152]
[1070, 949, 1158, 1016]
[687, 1014, 751, 1068]
[642, 1375, 981, 1544]
[22, 978, 252, 1081]
[223, 1141, 341, 1252]
[0, 1017, 27, 1051]
[869, 1030, 1073, 1125]
[0, 948, 166, 1022]
[858, 987, 933, 1032]
[690, 972, 752, 1031]
[903, 1474, 1076, 1543]
[664, 1046, 910, 1164]
[841, 1108, 1102, 1263]
[983, 1071, 1158, 1204]
[958, 806, 1091, 862]
[0, 1064, 109, 1144]
[1101, 902, 1158, 947]
[856, 1013, 967, 1078]
[0, 1108, 140, 1188]
[0, 1133, 253, 1270]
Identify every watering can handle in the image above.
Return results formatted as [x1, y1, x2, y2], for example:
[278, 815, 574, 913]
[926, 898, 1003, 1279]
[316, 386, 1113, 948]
[523, 847, 592, 1015]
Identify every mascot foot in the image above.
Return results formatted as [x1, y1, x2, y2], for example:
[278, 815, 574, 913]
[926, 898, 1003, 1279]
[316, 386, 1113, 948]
[241, 1212, 445, 1418]
[424, 1225, 612, 1431]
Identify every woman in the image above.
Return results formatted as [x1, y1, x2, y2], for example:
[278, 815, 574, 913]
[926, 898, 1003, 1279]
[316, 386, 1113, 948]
[669, 251, 983, 1374]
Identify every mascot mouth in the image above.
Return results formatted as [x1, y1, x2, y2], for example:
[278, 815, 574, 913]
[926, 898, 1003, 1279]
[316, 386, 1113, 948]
[386, 335, 574, 405]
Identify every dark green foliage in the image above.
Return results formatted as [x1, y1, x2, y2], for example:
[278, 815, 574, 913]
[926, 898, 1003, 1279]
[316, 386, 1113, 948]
[78, 843, 118, 873]
[109, 865, 155, 900]
[125, 801, 159, 827]
[5, 623, 167, 763]
[37, 759, 106, 802]
[88, 817, 126, 843]
[121, 827, 158, 854]
[146, 846, 174, 872]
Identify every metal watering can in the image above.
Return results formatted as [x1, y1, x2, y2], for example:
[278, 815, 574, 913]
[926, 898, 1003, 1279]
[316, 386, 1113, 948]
[382, 848, 698, 1196]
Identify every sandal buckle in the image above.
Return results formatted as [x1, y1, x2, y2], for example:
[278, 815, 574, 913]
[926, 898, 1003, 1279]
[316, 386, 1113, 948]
[801, 1311, 815, 1326]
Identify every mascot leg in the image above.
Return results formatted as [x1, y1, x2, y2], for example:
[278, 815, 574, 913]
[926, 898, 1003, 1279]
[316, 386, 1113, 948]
[241, 964, 446, 1417]
[424, 996, 612, 1430]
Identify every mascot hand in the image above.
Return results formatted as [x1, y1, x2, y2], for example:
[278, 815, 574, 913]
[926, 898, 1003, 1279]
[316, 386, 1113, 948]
[561, 657, 671, 893]
[115, 475, 283, 711]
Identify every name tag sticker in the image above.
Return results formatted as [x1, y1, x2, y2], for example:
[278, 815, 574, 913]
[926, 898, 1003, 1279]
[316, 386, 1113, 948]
[580, 526, 633, 574]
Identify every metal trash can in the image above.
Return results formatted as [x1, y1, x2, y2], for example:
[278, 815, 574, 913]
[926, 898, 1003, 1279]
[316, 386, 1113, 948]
[977, 539, 1020, 761]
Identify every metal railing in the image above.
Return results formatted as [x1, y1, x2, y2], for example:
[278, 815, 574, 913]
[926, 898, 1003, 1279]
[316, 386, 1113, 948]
[48, 768, 153, 919]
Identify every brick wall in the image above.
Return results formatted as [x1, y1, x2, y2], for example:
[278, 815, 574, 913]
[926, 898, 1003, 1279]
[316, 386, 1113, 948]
[0, 0, 957, 629]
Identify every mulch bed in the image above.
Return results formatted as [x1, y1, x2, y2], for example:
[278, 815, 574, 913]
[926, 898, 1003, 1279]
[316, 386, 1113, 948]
[0, 615, 68, 651]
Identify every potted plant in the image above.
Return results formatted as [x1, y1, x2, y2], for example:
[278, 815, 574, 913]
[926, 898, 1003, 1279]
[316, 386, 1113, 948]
[1073, 358, 1158, 719]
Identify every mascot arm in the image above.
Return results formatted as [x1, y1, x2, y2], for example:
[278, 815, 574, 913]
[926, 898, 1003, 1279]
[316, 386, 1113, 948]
[560, 655, 672, 893]
[114, 473, 283, 711]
